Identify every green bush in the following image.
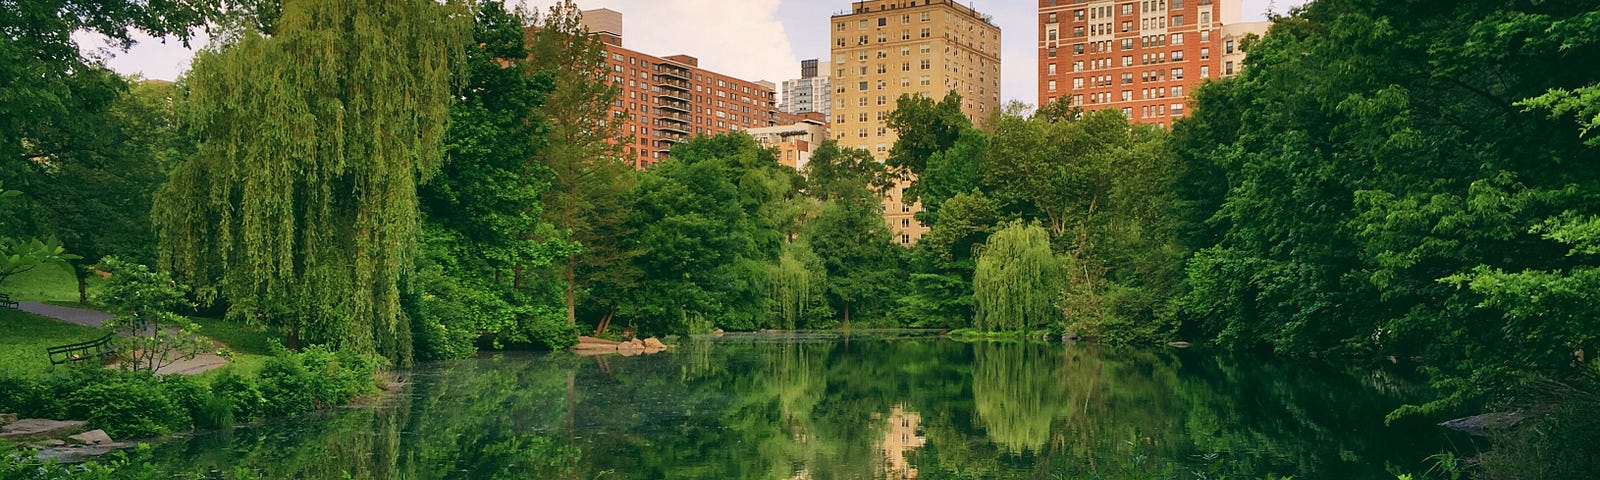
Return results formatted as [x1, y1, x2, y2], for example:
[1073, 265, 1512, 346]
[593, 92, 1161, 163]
[209, 367, 263, 421]
[192, 389, 234, 430]
[0, 374, 40, 415]
[66, 374, 189, 438]
[158, 374, 209, 419]
[255, 353, 314, 417]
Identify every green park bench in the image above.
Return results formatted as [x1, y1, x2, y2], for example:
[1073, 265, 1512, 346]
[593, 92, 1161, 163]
[47, 333, 118, 365]
[0, 293, 16, 309]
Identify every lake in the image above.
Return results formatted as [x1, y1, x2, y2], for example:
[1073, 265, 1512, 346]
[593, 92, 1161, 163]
[148, 332, 1458, 479]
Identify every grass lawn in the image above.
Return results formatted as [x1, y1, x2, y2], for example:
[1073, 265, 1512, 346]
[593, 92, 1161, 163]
[190, 316, 280, 379]
[0, 264, 106, 304]
[0, 308, 108, 377]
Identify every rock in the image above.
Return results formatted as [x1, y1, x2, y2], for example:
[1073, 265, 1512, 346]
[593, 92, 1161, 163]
[576, 336, 622, 347]
[46, 439, 65, 447]
[1440, 411, 1525, 437]
[630, 338, 645, 349]
[643, 337, 666, 349]
[0, 413, 16, 426]
[713, 329, 725, 337]
[68, 430, 113, 446]
[1166, 341, 1192, 348]
[0, 419, 89, 441]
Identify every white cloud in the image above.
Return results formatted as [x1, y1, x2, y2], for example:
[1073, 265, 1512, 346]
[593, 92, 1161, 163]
[521, 0, 799, 85]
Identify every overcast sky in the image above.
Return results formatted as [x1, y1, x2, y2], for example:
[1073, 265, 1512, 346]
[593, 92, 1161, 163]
[88, 0, 1309, 107]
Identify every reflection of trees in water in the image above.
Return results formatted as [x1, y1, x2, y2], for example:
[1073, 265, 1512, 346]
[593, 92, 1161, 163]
[971, 342, 1061, 453]
[147, 340, 1443, 479]
[150, 355, 581, 479]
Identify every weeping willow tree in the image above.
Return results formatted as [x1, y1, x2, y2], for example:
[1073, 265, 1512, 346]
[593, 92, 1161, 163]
[768, 243, 821, 329]
[972, 222, 1065, 331]
[153, 0, 466, 364]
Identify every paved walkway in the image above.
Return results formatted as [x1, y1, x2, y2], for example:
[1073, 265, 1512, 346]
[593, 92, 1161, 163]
[18, 302, 112, 328]
[17, 302, 228, 375]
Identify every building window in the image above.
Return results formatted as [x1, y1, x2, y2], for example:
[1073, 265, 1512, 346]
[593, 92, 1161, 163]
[1200, 65, 1210, 78]
[1200, 48, 1210, 60]
[1225, 61, 1235, 75]
[1048, 80, 1057, 92]
[1172, 67, 1183, 80]
[1225, 39, 1236, 54]
[920, 28, 930, 38]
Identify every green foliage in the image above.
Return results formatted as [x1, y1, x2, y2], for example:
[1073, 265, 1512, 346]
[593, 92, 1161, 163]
[973, 222, 1065, 332]
[256, 345, 378, 418]
[66, 373, 190, 438]
[154, 0, 468, 364]
[622, 134, 800, 334]
[412, 0, 577, 358]
[210, 367, 264, 421]
[527, 0, 638, 330]
[1173, 0, 1600, 413]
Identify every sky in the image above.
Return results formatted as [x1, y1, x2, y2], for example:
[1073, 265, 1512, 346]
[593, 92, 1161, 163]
[88, 0, 1309, 107]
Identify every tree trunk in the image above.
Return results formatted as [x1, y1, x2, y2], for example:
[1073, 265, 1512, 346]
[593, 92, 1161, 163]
[287, 325, 300, 351]
[565, 255, 577, 325]
[76, 270, 88, 305]
[843, 301, 851, 329]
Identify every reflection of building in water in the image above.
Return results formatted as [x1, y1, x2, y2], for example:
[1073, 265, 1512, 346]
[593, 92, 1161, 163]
[881, 405, 926, 479]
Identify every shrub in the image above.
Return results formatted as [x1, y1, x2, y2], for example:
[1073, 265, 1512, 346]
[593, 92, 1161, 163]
[210, 367, 264, 421]
[159, 374, 209, 419]
[255, 354, 314, 418]
[192, 389, 234, 430]
[0, 374, 40, 415]
[66, 374, 189, 438]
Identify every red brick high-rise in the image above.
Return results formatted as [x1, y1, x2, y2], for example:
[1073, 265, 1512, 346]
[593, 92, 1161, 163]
[1037, 0, 1265, 127]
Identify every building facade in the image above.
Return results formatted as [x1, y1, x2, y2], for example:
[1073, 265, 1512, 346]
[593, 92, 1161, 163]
[830, 0, 1002, 245]
[1037, 0, 1256, 128]
[749, 119, 830, 172]
[580, 9, 789, 169]
[781, 59, 832, 117]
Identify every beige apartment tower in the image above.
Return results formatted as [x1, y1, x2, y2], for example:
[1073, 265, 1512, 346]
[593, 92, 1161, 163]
[830, 0, 1001, 245]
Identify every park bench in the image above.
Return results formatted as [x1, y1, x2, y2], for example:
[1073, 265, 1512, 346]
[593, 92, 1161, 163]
[0, 293, 16, 309]
[47, 333, 118, 365]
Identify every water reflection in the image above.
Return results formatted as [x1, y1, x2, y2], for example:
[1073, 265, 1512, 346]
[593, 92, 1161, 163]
[150, 334, 1452, 479]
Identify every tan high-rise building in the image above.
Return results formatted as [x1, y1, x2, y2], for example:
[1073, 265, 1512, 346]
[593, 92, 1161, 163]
[830, 0, 1002, 246]
[1038, 0, 1263, 128]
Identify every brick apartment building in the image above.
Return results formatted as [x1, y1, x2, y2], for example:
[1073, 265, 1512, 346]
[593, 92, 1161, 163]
[1037, 0, 1267, 127]
[578, 9, 798, 169]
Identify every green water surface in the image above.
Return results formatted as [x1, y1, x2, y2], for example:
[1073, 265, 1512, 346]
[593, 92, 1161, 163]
[149, 333, 1458, 479]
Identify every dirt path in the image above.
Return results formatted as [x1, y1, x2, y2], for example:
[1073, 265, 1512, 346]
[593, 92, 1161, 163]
[17, 302, 229, 375]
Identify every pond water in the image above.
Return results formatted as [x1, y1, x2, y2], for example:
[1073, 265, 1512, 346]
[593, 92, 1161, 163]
[149, 333, 1459, 479]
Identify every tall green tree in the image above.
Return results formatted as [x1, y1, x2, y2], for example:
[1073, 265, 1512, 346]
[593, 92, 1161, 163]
[413, 0, 575, 358]
[622, 134, 796, 334]
[154, 0, 467, 363]
[526, 0, 638, 331]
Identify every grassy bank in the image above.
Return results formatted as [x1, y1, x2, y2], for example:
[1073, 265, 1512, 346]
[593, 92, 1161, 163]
[946, 328, 1054, 342]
